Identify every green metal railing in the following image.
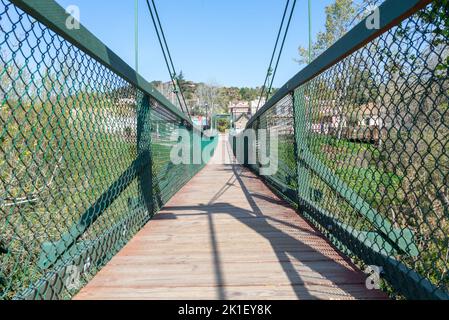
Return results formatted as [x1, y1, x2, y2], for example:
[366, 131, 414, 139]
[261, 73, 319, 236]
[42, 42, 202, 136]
[0, 0, 216, 299]
[237, 0, 448, 299]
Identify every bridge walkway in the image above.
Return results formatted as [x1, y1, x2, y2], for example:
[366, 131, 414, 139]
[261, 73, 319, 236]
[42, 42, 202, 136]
[75, 135, 386, 300]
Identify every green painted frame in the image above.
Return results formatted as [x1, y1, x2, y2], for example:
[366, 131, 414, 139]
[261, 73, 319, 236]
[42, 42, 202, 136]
[247, 0, 432, 128]
[10, 0, 191, 124]
[243, 0, 447, 299]
[4, 0, 215, 300]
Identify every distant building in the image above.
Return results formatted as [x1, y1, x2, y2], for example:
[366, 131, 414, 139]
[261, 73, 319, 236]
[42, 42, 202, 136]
[357, 103, 383, 128]
[229, 101, 250, 119]
[229, 102, 250, 128]
[234, 113, 250, 133]
[229, 98, 266, 123]
[117, 98, 136, 106]
[309, 101, 383, 144]
[250, 98, 266, 116]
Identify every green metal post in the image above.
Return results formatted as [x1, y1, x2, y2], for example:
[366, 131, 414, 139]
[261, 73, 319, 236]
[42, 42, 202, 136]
[297, 0, 311, 208]
[137, 94, 153, 214]
[293, 88, 310, 208]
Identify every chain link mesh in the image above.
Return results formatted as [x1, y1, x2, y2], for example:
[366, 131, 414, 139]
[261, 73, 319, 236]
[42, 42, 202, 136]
[0, 0, 215, 299]
[248, 95, 297, 199]
[244, 0, 448, 299]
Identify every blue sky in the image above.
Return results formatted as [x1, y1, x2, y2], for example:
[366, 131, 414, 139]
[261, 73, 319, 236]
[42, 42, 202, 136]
[55, 0, 336, 88]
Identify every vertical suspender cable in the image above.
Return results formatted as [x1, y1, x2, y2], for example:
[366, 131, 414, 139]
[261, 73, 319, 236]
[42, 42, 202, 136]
[145, 0, 184, 113]
[149, 0, 191, 118]
[256, 0, 291, 113]
[266, 0, 297, 102]
[135, 0, 139, 73]
[145, 0, 191, 118]
[308, 0, 312, 64]
[256, 0, 297, 113]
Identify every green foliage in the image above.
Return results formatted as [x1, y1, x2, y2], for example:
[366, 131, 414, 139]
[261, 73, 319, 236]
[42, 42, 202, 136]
[238, 87, 260, 102]
[175, 70, 196, 101]
[298, 0, 357, 64]
[151, 77, 262, 116]
[419, 0, 449, 78]
[0, 47, 216, 300]
[297, 0, 380, 65]
[251, 0, 449, 298]
[217, 118, 230, 133]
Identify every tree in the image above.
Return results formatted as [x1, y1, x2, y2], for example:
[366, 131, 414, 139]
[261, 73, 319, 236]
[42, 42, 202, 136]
[194, 81, 224, 116]
[176, 70, 196, 101]
[297, 0, 374, 65]
[217, 118, 230, 133]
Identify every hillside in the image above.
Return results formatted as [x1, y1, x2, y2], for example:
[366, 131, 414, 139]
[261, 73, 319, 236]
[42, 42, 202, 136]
[150, 77, 267, 115]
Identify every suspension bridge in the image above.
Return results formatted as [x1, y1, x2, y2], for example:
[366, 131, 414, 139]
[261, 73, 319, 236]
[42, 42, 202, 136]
[74, 135, 386, 300]
[1, 0, 448, 300]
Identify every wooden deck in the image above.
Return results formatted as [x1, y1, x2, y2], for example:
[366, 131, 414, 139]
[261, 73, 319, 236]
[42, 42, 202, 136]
[75, 135, 386, 300]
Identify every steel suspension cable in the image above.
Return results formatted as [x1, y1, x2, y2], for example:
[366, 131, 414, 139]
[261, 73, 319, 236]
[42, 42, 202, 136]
[256, 0, 296, 113]
[149, 0, 191, 118]
[256, 0, 290, 113]
[145, 0, 191, 118]
[266, 0, 297, 102]
[145, 0, 184, 112]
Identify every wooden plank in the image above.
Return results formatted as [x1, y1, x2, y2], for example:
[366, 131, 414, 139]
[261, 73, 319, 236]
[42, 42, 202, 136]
[74, 284, 387, 300]
[75, 135, 387, 300]
[106, 252, 351, 265]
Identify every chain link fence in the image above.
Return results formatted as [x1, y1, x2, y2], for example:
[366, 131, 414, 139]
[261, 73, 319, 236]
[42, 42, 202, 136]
[240, 0, 448, 299]
[0, 0, 216, 299]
